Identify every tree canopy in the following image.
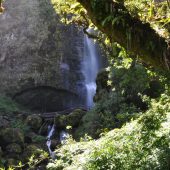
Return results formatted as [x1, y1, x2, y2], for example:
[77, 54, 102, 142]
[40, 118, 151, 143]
[52, 0, 170, 70]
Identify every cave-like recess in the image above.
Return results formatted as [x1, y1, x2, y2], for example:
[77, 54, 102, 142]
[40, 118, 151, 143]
[13, 86, 85, 112]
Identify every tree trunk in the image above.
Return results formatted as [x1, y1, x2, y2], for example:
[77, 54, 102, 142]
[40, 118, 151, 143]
[77, 0, 170, 70]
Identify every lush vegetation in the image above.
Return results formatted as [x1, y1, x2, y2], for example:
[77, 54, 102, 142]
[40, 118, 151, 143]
[46, 0, 170, 169]
[47, 88, 170, 169]
[0, 0, 170, 169]
[74, 46, 166, 139]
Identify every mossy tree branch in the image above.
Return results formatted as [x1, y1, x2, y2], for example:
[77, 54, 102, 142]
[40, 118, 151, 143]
[77, 0, 170, 70]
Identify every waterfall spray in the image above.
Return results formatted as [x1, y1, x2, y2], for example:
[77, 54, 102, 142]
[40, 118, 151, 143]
[46, 124, 55, 158]
[82, 30, 100, 108]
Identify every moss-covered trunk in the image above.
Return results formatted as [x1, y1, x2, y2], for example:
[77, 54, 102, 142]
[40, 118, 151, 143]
[78, 0, 170, 70]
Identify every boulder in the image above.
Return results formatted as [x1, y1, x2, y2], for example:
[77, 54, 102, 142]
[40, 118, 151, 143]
[6, 143, 22, 154]
[24, 132, 37, 144]
[0, 128, 24, 146]
[50, 139, 60, 151]
[55, 109, 86, 128]
[55, 115, 67, 128]
[22, 144, 42, 161]
[25, 114, 42, 131]
[66, 109, 86, 127]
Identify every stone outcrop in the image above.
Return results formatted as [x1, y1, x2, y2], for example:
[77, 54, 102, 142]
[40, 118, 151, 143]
[0, 0, 86, 112]
[0, 107, 89, 168]
[54, 109, 86, 128]
[6, 143, 22, 154]
[0, 128, 24, 146]
[25, 114, 42, 131]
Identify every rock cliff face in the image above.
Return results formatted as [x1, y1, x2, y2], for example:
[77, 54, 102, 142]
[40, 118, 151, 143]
[0, 0, 86, 111]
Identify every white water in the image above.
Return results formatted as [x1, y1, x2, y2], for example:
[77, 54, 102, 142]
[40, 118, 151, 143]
[46, 124, 55, 158]
[83, 31, 100, 108]
[46, 125, 69, 158]
[59, 130, 69, 144]
[47, 124, 55, 139]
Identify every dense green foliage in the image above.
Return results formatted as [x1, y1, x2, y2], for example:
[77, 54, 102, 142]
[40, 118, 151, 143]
[75, 46, 165, 138]
[86, 94, 170, 170]
[0, 0, 170, 169]
[47, 88, 170, 169]
[0, 96, 22, 113]
[45, 1, 170, 170]
[124, 0, 170, 37]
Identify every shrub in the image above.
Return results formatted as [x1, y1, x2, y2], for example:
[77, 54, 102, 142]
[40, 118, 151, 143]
[47, 89, 170, 170]
[0, 96, 22, 113]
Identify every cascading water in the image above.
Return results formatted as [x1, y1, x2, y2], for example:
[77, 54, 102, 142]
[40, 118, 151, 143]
[46, 124, 55, 158]
[59, 130, 69, 144]
[82, 31, 101, 108]
[46, 124, 69, 158]
[45, 30, 105, 157]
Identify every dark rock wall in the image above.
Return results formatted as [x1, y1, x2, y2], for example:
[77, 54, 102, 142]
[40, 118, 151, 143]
[0, 0, 85, 111]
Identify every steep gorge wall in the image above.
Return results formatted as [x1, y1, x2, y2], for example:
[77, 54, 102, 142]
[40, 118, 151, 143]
[0, 0, 85, 111]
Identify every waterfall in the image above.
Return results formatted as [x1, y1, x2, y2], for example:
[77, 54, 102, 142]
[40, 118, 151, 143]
[46, 125, 69, 158]
[47, 124, 55, 139]
[46, 124, 55, 158]
[82, 31, 100, 108]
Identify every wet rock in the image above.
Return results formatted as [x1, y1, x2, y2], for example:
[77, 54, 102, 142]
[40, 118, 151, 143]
[6, 143, 22, 154]
[25, 114, 42, 131]
[66, 109, 86, 127]
[55, 109, 86, 128]
[0, 128, 24, 146]
[50, 139, 60, 151]
[0, 116, 10, 128]
[39, 122, 51, 136]
[55, 115, 67, 128]
[0, 0, 85, 112]
[24, 132, 37, 143]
